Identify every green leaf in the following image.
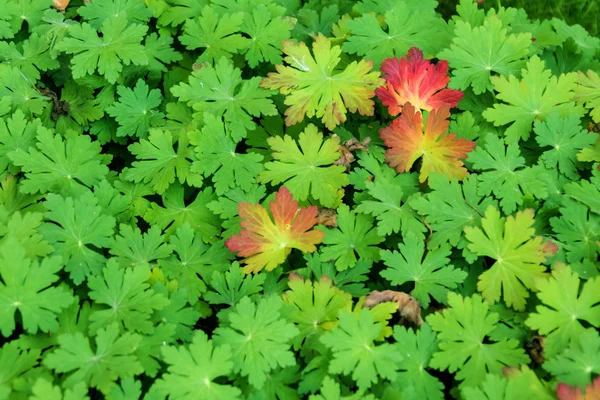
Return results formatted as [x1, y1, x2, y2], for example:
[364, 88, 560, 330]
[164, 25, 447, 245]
[464, 206, 550, 311]
[574, 70, 600, 123]
[281, 276, 352, 349]
[171, 57, 276, 140]
[106, 79, 165, 139]
[125, 129, 201, 195]
[40, 191, 115, 285]
[0, 239, 74, 337]
[143, 183, 220, 241]
[467, 133, 547, 214]
[77, 0, 153, 30]
[134, 323, 175, 378]
[159, 224, 232, 305]
[0, 208, 51, 259]
[0, 33, 59, 81]
[534, 113, 596, 179]
[410, 173, 496, 255]
[0, 341, 40, 399]
[108, 378, 142, 400]
[525, 265, 600, 358]
[109, 224, 174, 268]
[344, 2, 441, 68]
[543, 328, 600, 388]
[241, 8, 294, 67]
[564, 170, 600, 214]
[8, 129, 109, 196]
[0, 110, 46, 177]
[87, 260, 169, 334]
[308, 376, 375, 400]
[462, 366, 554, 400]
[438, 15, 531, 94]
[381, 234, 467, 309]
[180, 5, 247, 63]
[56, 15, 148, 84]
[204, 262, 266, 307]
[43, 323, 144, 394]
[482, 55, 582, 142]
[213, 296, 299, 389]
[138, 33, 183, 80]
[0, 65, 48, 115]
[427, 293, 529, 387]
[191, 114, 264, 195]
[29, 378, 89, 400]
[355, 179, 425, 238]
[54, 81, 104, 133]
[258, 124, 348, 207]
[319, 205, 383, 271]
[154, 331, 241, 399]
[320, 308, 402, 390]
[391, 324, 444, 400]
[550, 199, 600, 263]
[301, 252, 371, 297]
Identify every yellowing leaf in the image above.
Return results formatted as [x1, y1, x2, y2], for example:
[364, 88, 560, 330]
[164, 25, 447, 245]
[464, 206, 554, 311]
[261, 33, 383, 130]
[574, 69, 600, 123]
[225, 186, 324, 273]
[483, 56, 581, 142]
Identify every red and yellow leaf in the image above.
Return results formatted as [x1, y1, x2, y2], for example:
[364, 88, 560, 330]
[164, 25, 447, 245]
[226, 186, 324, 273]
[557, 376, 600, 400]
[379, 103, 476, 182]
[375, 47, 464, 116]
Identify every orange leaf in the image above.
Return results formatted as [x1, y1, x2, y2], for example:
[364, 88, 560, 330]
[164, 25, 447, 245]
[379, 103, 475, 183]
[52, 0, 70, 11]
[375, 47, 463, 116]
[226, 187, 324, 273]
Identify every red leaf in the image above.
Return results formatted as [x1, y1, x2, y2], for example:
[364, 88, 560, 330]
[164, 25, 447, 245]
[375, 47, 463, 116]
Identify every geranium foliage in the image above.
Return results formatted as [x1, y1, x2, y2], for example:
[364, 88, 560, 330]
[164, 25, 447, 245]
[1, 0, 600, 398]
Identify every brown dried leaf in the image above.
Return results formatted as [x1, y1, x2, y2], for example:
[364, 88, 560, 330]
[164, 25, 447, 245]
[364, 289, 424, 327]
[525, 335, 545, 365]
[39, 88, 70, 121]
[317, 208, 337, 227]
[334, 136, 371, 170]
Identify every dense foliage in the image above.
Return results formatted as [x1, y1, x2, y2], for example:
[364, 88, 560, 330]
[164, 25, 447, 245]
[1, 0, 599, 399]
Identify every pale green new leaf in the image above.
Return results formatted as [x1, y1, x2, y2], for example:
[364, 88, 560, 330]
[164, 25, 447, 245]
[482, 55, 582, 142]
[438, 15, 531, 94]
[259, 124, 348, 208]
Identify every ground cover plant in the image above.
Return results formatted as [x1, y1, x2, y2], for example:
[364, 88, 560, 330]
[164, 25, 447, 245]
[1, 0, 600, 398]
